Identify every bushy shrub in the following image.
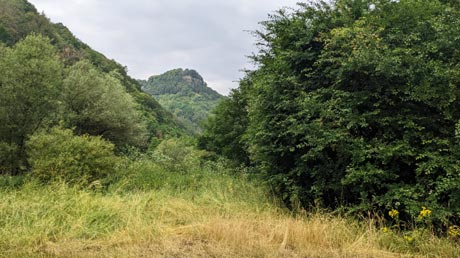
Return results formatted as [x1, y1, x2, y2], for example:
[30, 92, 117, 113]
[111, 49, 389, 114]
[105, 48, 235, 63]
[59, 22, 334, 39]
[201, 0, 460, 225]
[26, 127, 120, 186]
[153, 138, 203, 172]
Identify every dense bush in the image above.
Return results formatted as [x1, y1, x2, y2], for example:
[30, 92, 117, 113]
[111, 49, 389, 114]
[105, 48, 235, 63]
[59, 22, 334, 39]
[153, 138, 203, 172]
[201, 0, 460, 223]
[26, 127, 120, 186]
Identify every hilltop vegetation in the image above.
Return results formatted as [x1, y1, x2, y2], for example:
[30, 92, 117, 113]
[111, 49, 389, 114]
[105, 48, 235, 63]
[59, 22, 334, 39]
[140, 69, 223, 134]
[141, 68, 221, 99]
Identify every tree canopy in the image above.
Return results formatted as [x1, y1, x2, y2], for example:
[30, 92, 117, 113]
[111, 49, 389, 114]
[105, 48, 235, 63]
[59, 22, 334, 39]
[201, 0, 460, 222]
[0, 35, 147, 173]
[0, 0, 185, 142]
[63, 60, 147, 147]
[0, 34, 62, 173]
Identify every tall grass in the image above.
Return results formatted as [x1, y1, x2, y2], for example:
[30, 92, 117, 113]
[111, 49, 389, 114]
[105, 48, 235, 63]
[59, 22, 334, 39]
[0, 158, 459, 257]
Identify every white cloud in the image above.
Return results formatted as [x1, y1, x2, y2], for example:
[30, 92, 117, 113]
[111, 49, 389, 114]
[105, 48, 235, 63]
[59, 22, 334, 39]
[30, 0, 300, 95]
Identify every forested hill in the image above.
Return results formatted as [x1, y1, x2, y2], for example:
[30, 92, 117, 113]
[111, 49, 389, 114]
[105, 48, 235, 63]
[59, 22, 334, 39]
[0, 0, 185, 138]
[140, 68, 221, 99]
[139, 69, 223, 134]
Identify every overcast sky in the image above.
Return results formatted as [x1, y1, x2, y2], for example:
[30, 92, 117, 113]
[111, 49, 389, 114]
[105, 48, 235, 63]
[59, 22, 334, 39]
[28, 0, 301, 95]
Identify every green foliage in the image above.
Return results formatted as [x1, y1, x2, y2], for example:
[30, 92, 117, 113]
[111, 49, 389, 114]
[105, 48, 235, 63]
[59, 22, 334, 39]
[26, 127, 120, 186]
[0, 0, 44, 45]
[0, 24, 12, 43]
[0, 174, 25, 189]
[0, 0, 188, 177]
[0, 142, 19, 174]
[153, 138, 203, 172]
[141, 68, 223, 134]
[154, 94, 222, 134]
[62, 60, 147, 148]
[201, 0, 460, 224]
[117, 157, 201, 192]
[312, 0, 460, 220]
[198, 81, 251, 165]
[142, 68, 221, 99]
[0, 0, 185, 142]
[0, 34, 63, 173]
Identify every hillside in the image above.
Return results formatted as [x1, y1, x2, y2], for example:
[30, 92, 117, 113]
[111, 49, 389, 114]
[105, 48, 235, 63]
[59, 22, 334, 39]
[2, 0, 460, 257]
[139, 68, 224, 134]
[0, 0, 185, 139]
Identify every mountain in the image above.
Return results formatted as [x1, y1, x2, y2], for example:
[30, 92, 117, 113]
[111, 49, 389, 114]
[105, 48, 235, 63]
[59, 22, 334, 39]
[0, 0, 185, 139]
[139, 69, 224, 134]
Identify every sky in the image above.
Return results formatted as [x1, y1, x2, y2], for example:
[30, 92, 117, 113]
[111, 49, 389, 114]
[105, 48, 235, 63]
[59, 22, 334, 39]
[28, 0, 301, 95]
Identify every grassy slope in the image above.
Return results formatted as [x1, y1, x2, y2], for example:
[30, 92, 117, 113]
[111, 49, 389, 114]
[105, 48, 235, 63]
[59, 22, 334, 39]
[1, 164, 459, 258]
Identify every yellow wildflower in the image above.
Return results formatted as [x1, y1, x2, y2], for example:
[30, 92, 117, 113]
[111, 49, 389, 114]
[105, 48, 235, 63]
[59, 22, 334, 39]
[418, 206, 432, 219]
[389, 209, 399, 219]
[381, 227, 389, 233]
[448, 226, 460, 237]
[404, 235, 414, 243]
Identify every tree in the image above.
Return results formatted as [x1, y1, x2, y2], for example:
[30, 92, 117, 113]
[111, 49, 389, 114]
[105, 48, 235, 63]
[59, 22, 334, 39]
[62, 60, 147, 148]
[198, 77, 251, 165]
[314, 0, 460, 218]
[0, 34, 63, 173]
[202, 0, 460, 222]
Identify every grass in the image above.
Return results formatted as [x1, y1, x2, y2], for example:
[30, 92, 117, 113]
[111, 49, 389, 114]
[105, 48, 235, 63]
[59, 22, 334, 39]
[0, 160, 459, 257]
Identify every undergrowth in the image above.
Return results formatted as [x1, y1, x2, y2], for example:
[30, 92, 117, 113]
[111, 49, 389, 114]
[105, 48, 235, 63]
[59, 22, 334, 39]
[0, 154, 459, 257]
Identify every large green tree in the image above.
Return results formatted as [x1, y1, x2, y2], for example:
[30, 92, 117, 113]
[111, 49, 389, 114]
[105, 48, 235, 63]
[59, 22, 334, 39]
[0, 34, 62, 173]
[62, 60, 147, 148]
[202, 0, 460, 221]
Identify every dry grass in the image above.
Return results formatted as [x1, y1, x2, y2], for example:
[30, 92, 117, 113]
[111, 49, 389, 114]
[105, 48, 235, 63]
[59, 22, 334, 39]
[0, 171, 459, 258]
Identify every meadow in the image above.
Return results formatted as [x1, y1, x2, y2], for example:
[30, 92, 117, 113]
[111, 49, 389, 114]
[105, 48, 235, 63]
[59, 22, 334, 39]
[1, 156, 459, 258]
